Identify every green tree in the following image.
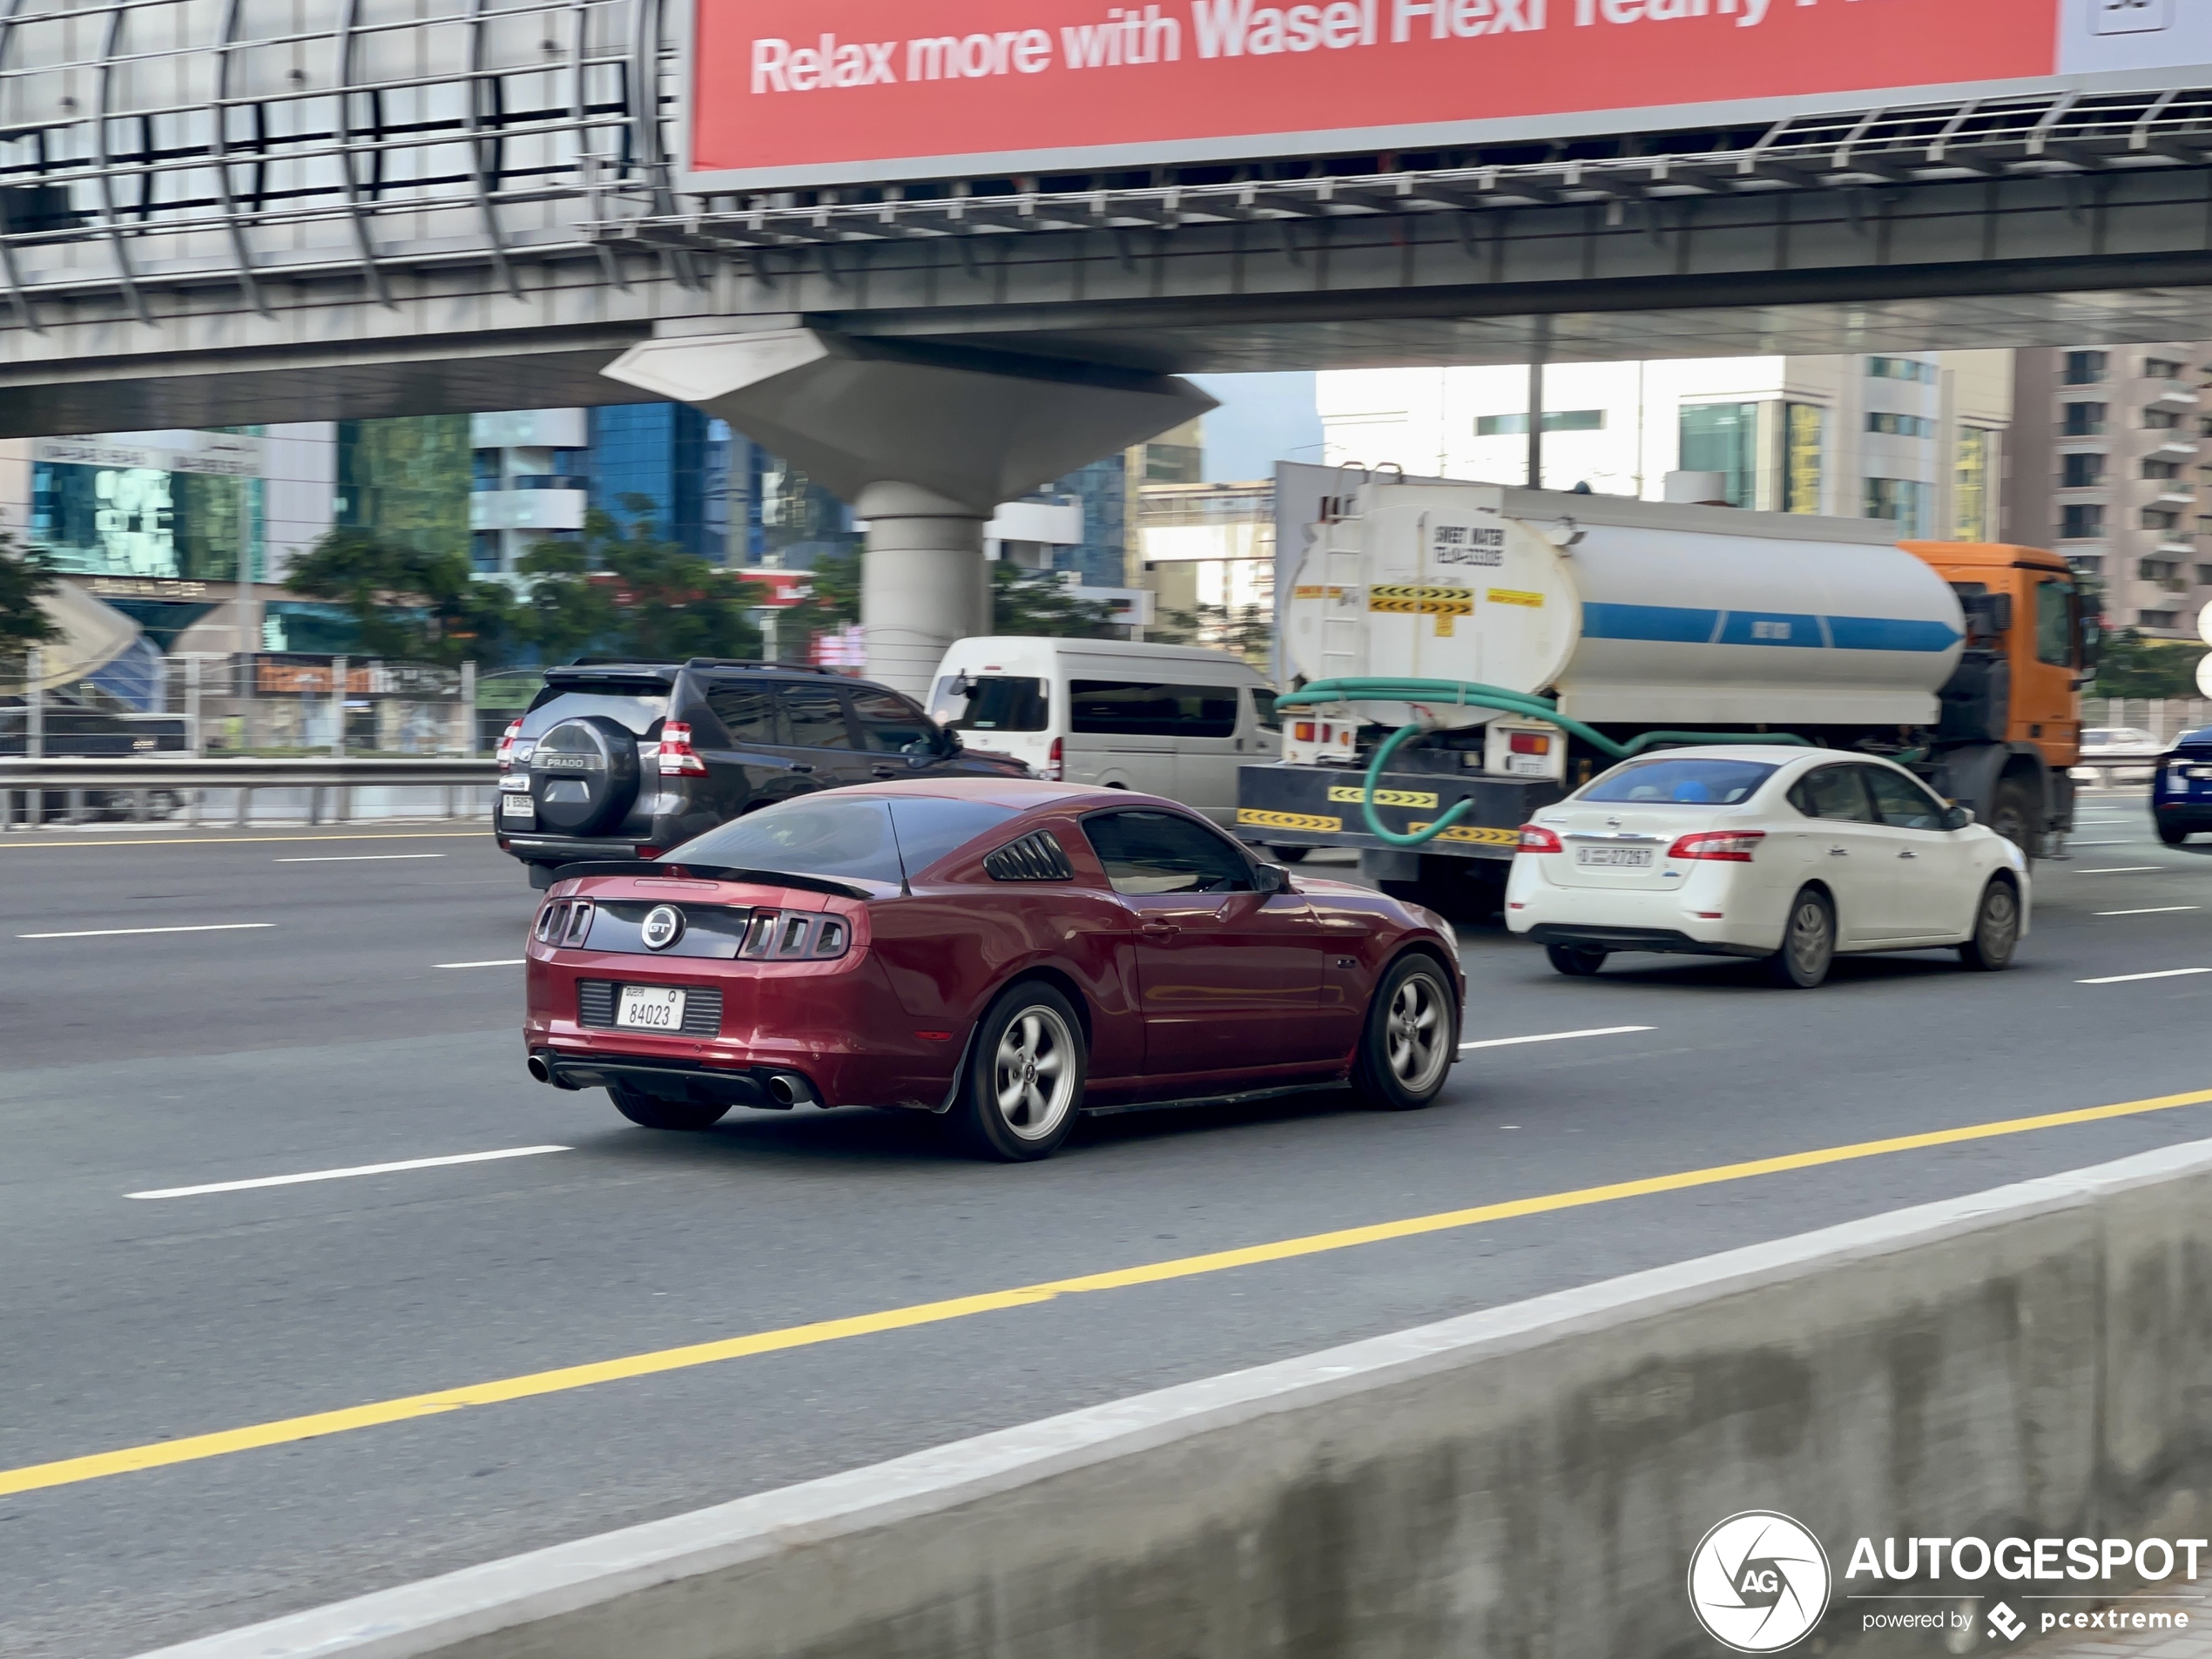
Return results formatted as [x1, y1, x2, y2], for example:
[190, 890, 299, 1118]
[283, 529, 517, 665]
[990, 563, 1120, 638]
[0, 527, 63, 670]
[2094, 629, 2209, 699]
[1152, 601, 1273, 666]
[518, 502, 765, 664]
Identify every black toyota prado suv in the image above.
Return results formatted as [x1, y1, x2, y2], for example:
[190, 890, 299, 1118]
[495, 660, 1029, 887]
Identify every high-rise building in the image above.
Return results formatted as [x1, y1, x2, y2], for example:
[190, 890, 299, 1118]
[2004, 345, 2211, 639]
[1318, 354, 2009, 538]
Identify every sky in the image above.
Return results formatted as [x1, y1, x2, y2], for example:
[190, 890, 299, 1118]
[1187, 372, 1324, 482]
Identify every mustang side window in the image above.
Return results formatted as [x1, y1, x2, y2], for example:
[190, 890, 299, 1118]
[1082, 810, 1254, 896]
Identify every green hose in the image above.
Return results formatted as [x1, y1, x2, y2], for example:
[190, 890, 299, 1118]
[1278, 678, 1812, 847]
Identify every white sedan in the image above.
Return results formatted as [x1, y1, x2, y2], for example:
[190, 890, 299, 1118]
[1504, 746, 2030, 988]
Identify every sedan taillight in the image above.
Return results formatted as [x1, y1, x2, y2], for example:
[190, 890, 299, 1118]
[658, 722, 708, 777]
[1517, 824, 1562, 853]
[533, 899, 596, 946]
[1666, 830, 1765, 862]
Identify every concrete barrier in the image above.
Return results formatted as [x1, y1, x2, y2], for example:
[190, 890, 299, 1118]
[143, 1139, 2212, 1659]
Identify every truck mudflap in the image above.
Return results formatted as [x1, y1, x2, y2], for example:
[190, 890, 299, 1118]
[1234, 763, 1564, 860]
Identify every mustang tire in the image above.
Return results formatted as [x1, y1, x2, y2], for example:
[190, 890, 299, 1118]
[951, 982, 1087, 1161]
[609, 1084, 730, 1131]
[1352, 953, 1459, 1111]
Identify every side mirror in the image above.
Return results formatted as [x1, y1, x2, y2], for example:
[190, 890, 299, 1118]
[1255, 863, 1291, 894]
[1946, 805, 1975, 830]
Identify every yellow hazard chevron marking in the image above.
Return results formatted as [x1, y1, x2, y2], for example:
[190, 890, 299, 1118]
[1236, 809, 1342, 833]
[1487, 588, 1544, 608]
[1406, 822, 1523, 846]
[1367, 584, 1474, 615]
[1326, 786, 1440, 808]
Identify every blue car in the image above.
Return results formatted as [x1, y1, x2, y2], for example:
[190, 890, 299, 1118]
[2153, 727, 2212, 846]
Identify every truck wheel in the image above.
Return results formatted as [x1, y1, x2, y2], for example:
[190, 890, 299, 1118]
[1987, 778, 2037, 860]
[1957, 877, 2020, 972]
[1352, 953, 1460, 1110]
[610, 1085, 730, 1131]
[1545, 944, 1607, 977]
[1269, 845, 1312, 863]
[1764, 887, 1835, 988]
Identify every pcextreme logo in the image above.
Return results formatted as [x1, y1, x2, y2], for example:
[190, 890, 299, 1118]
[1689, 1512, 1832, 1653]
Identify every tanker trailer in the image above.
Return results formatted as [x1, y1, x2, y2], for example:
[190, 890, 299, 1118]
[1235, 477, 2080, 918]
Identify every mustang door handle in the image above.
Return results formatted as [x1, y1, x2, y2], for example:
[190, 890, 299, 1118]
[1139, 922, 1179, 939]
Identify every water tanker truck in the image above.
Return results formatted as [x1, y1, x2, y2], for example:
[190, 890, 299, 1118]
[1235, 478, 2095, 918]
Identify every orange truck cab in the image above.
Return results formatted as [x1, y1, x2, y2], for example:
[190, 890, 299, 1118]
[1900, 541, 2095, 853]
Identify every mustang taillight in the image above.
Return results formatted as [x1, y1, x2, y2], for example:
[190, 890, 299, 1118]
[533, 899, 596, 946]
[1666, 830, 1765, 862]
[1042, 736, 1064, 782]
[738, 908, 850, 960]
[658, 722, 708, 777]
[496, 718, 523, 771]
[1517, 824, 1563, 853]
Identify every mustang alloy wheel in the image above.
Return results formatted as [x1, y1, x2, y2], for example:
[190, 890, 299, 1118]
[953, 982, 1088, 1161]
[1352, 954, 1459, 1110]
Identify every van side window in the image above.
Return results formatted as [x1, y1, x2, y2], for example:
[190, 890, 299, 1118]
[1250, 689, 1280, 731]
[1069, 681, 1237, 738]
[935, 674, 1048, 732]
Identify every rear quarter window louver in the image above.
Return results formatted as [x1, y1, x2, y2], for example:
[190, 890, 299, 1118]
[984, 831, 1073, 882]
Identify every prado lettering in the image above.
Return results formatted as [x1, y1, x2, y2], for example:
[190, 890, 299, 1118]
[683, 0, 2207, 190]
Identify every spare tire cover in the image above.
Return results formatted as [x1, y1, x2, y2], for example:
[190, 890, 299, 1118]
[530, 715, 644, 835]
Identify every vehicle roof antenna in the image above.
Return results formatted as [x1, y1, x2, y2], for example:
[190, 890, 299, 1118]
[882, 804, 914, 897]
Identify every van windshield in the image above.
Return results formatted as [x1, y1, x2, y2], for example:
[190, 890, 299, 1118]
[931, 674, 1048, 732]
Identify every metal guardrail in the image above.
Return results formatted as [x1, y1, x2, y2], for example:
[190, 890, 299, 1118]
[2070, 756, 2166, 785]
[0, 758, 500, 831]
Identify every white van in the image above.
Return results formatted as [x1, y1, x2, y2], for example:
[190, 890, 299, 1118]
[926, 637, 1280, 826]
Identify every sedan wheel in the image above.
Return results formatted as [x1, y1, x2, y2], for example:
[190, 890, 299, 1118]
[952, 982, 1087, 1160]
[1353, 954, 1459, 1110]
[1764, 887, 1835, 989]
[1958, 877, 2020, 972]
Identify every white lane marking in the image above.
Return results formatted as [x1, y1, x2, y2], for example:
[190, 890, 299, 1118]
[2075, 867, 2166, 875]
[437, 958, 524, 968]
[2077, 968, 2212, 985]
[2097, 907, 2202, 917]
[128, 1145, 571, 1200]
[275, 853, 448, 863]
[17, 921, 275, 941]
[1460, 1024, 1656, 1051]
[2071, 840, 2135, 846]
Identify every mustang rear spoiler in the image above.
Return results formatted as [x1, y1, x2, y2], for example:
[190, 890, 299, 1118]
[550, 860, 874, 901]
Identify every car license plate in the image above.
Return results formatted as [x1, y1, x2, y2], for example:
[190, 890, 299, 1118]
[500, 793, 534, 819]
[1575, 846, 1653, 867]
[617, 986, 686, 1030]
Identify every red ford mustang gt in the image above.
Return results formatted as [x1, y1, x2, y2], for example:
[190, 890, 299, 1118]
[523, 779, 1464, 1159]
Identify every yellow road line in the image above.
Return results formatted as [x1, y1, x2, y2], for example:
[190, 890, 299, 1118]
[6, 1083, 2210, 1501]
[0, 831, 486, 850]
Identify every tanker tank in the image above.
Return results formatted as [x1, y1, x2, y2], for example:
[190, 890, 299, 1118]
[1284, 482, 1966, 733]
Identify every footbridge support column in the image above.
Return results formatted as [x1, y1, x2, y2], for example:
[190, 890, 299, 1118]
[604, 328, 1216, 696]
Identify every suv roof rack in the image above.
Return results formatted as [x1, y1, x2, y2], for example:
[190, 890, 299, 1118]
[683, 658, 842, 675]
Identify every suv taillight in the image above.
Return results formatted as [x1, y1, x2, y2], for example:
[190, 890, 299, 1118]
[496, 718, 523, 771]
[1666, 830, 1764, 862]
[1517, 824, 1562, 853]
[1042, 736, 1063, 782]
[658, 722, 708, 777]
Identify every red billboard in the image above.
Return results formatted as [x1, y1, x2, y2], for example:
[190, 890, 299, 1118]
[680, 0, 2196, 192]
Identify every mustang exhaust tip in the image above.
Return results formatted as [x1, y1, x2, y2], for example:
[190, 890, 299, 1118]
[526, 1055, 552, 1084]
[765, 1071, 819, 1109]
